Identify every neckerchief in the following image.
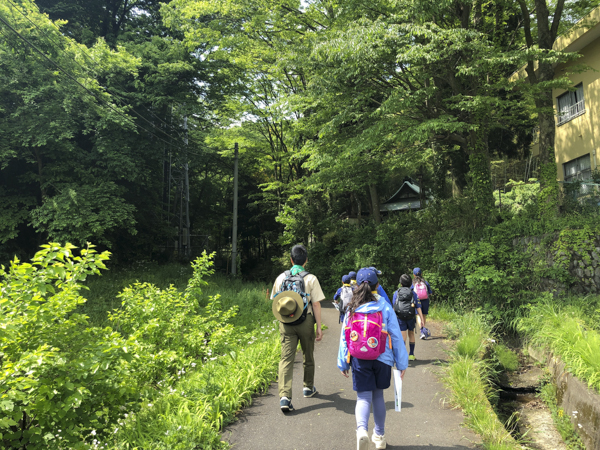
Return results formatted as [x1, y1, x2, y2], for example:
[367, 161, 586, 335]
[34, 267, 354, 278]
[290, 264, 305, 276]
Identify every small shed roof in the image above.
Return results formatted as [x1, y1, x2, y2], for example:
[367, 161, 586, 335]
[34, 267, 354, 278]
[380, 180, 421, 212]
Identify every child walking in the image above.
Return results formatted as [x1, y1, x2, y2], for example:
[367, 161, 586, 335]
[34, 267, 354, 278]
[411, 268, 432, 338]
[393, 274, 425, 361]
[338, 268, 408, 450]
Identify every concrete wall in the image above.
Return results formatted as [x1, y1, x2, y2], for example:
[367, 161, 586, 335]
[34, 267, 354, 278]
[529, 347, 600, 450]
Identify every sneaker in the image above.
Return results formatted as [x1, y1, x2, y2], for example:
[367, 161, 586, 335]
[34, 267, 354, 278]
[409, 354, 416, 361]
[303, 386, 318, 398]
[420, 332, 425, 340]
[372, 432, 387, 449]
[280, 397, 294, 412]
[356, 429, 369, 450]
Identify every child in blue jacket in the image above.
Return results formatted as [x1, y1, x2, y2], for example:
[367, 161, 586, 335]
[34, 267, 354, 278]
[338, 267, 408, 450]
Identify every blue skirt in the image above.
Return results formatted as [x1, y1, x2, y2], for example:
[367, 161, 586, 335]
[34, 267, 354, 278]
[351, 357, 392, 391]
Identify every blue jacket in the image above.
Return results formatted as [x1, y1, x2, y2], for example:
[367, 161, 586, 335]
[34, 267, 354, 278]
[334, 287, 342, 301]
[337, 295, 409, 372]
[377, 285, 392, 307]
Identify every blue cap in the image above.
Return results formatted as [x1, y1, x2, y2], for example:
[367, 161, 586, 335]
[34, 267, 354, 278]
[342, 274, 351, 284]
[357, 267, 378, 286]
[348, 271, 357, 280]
[368, 266, 382, 275]
[413, 268, 422, 276]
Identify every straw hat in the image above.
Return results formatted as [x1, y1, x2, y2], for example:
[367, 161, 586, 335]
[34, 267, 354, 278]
[272, 291, 305, 323]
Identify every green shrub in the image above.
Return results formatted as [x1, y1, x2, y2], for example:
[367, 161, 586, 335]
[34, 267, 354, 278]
[0, 244, 137, 450]
[493, 345, 519, 372]
[456, 334, 484, 358]
[108, 337, 280, 450]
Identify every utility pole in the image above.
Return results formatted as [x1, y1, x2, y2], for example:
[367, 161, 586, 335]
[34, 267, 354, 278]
[231, 142, 239, 276]
[183, 116, 191, 258]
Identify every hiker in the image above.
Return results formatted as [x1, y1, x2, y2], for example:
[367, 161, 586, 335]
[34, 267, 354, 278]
[271, 244, 325, 413]
[334, 274, 353, 323]
[393, 274, 426, 361]
[369, 266, 392, 307]
[412, 267, 432, 337]
[338, 267, 408, 450]
[348, 271, 357, 286]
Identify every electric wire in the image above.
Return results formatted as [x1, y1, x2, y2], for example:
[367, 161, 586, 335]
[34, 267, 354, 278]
[6, 0, 178, 132]
[0, 10, 186, 151]
[0, 7, 248, 181]
[4, 0, 188, 145]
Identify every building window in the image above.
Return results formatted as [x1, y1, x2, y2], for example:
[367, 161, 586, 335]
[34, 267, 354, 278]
[557, 84, 585, 126]
[564, 154, 592, 182]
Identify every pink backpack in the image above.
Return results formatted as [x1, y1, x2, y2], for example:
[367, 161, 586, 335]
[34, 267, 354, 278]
[414, 282, 428, 300]
[344, 311, 389, 362]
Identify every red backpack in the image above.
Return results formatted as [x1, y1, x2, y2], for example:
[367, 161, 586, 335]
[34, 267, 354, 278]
[344, 311, 390, 362]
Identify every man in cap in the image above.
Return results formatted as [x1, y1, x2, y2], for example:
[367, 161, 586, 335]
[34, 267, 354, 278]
[271, 244, 325, 412]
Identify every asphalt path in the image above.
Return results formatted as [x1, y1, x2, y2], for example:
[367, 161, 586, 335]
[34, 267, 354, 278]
[223, 301, 481, 449]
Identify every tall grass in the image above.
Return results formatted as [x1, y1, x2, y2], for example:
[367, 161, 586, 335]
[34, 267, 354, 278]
[517, 297, 600, 392]
[105, 337, 280, 450]
[442, 312, 519, 450]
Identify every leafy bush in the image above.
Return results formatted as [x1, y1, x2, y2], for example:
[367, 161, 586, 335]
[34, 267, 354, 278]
[108, 252, 238, 387]
[492, 345, 519, 372]
[0, 244, 136, 449]
[1, 245, 273, 450]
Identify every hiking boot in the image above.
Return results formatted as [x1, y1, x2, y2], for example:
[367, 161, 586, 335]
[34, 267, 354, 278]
[409, 354, 416, 361]
[303, 386, 318, 398]
[356, 429, 369, 450]
[372, 432, 387, 449]
[280, 397, 294, 412]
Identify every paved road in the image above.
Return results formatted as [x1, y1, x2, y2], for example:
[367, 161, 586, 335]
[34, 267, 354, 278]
[223, 302, 481, 449]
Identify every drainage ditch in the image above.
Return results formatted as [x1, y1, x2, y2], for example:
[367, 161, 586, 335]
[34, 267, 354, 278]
[494, 354, 569, 450]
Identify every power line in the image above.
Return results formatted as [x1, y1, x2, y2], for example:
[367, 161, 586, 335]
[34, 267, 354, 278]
[0, 7, 244, 180]
[5, 0, 186, 145]
[0, 9, 186, 151]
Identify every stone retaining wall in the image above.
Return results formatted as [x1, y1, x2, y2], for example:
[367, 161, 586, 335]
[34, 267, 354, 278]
[529, 346, 600, 449]
[513, 234, 600, 294]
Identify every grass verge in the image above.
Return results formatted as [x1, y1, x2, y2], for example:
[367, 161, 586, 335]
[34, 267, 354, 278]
[442, 313, 520, 450]
[106, 337, 280, 450]
[517, 294, 600, 393]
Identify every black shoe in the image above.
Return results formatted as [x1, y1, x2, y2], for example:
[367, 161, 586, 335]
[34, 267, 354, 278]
[280, 397, 294, 412]
[303, 386, 318, 398]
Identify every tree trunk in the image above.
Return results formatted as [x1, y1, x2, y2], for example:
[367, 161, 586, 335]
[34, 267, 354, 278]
[468, 129, 494, 224]
[369, 184, 381, 225]
[535, 62, 560, 217]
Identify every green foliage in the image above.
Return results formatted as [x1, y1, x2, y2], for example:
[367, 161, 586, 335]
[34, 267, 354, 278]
[492, 345, 519, 372]
[1, 244, 278, 449]
[538, 150, 560, 219]
[495, 180, 540, 216]
[0, 243, 136, 450]
[108, 252, 238, 387]
[517, 294, 600, 392]
[30, 182, 137, 246]
[109, 337, 279, 450]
